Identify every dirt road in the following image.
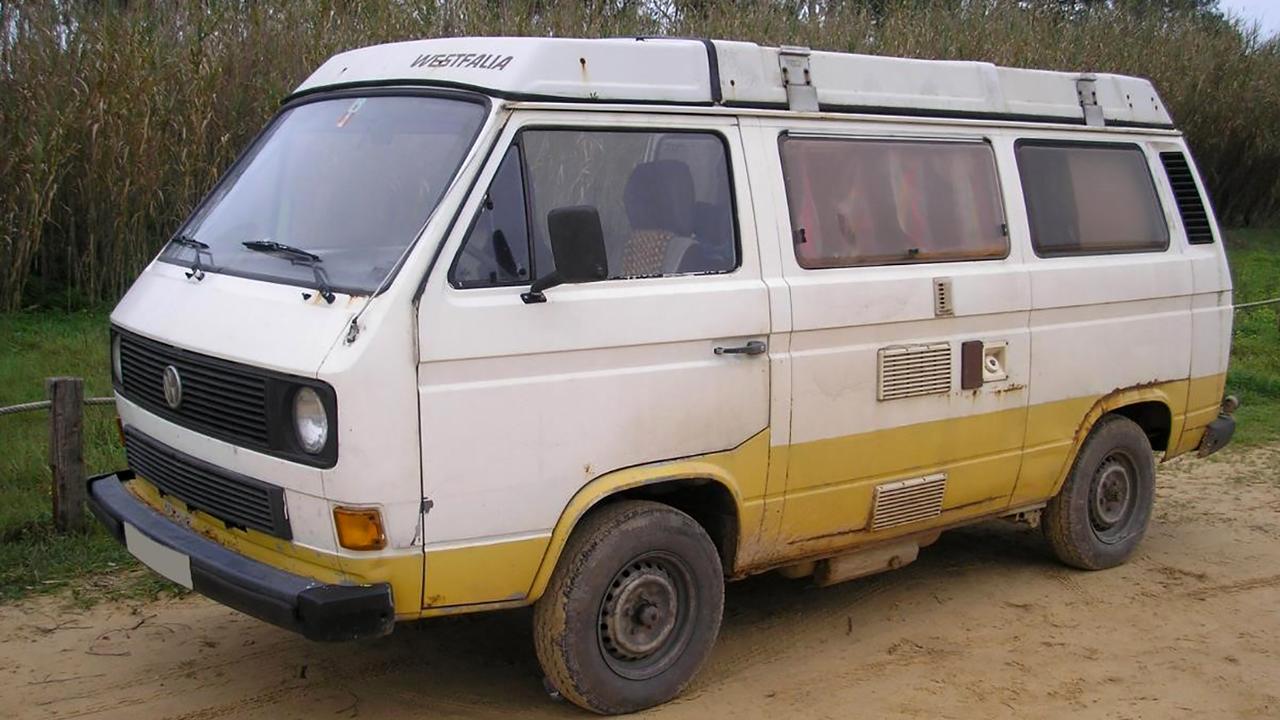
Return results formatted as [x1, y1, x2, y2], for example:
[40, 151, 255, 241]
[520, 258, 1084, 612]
[3, 445, 1279, 719]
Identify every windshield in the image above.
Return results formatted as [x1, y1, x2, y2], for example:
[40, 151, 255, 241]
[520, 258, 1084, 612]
[161, 94, 487, 294]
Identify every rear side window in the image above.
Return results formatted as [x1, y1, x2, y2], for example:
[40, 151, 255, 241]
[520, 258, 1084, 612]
[1016, 141, 1168, 256]
[521, 130, 738, 280]
[778, 136, 1008, 269]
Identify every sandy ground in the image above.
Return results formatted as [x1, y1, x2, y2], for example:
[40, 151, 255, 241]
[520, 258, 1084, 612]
[2, 445, 1279, 719]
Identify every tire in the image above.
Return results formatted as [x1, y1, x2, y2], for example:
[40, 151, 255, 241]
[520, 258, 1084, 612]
[1043, 414, 1156, 570]
[533, 500, 724, 715]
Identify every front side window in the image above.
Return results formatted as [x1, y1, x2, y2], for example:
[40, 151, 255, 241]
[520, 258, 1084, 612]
[523, 130, 738, 280]
[1016, 141, 1168, 256]
[162, 94, 487, 294]
[779, 136, 1008, 269]
[451, 146, 531, 288]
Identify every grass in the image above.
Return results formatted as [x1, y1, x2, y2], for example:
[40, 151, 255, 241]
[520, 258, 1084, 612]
[1224, 229, 1280, 445]
[0, 229, 1276, 604]
[0, 310, 143, 603]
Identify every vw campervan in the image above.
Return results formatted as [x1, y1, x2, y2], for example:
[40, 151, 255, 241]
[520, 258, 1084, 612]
[90, 37, 1237, 714]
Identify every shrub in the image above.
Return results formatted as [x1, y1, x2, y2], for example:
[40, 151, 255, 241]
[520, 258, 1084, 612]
[1, 0, 1277, 310]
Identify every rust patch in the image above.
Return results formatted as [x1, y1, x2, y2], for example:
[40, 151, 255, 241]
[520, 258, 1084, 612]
[995, 383, 1026, 395]
[943, 494, 1005, 512]
[785, 525, 863, 545]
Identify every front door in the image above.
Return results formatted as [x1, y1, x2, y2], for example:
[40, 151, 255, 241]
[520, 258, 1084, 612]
[752, 123, 1032, 557]
[415, 111, 772, 607]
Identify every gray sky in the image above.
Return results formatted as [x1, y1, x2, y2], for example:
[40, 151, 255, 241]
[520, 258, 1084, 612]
[1219, 0, 1280, 39]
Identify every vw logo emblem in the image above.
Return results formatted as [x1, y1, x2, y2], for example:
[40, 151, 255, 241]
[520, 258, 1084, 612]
[162, 365, 183, 410]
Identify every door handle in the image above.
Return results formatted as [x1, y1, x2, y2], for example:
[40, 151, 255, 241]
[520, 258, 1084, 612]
[714, 340, 767, 356]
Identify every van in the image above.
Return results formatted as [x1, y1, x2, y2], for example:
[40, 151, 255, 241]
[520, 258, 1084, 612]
[89, 37, 1237, 714]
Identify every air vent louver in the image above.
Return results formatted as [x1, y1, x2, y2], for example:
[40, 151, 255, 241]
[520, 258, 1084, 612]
[1159, 152, 1214, 245]
[933, 277, 953, 317]
[878, 343, 952, 401]
[871, 473, 947, 531]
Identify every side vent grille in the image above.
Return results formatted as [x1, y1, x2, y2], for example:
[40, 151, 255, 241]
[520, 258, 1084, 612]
[878, 343, 952, 401]
[933, 277, 953, 317]
[1159, 152, 1214, 244]
[871, 473, 947, 531]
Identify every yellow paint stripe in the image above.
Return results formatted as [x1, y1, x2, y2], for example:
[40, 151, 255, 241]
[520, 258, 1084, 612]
[125, 478, 424, 618]
[124, 373, 1229, 618]
[423, 536, 550, 608]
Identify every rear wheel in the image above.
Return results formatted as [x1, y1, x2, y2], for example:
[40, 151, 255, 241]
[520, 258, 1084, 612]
[1044, 414, 1156, 570]
[533, 500, 724, 715]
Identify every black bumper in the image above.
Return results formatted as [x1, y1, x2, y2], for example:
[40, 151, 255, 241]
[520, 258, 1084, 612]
[1197, 413, 1236, 458]
[87, 471, 394, 642]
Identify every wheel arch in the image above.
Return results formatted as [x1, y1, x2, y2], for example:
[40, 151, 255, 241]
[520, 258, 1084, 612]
[524, 439, 765, 604]
[1049, 382, 1184, 497]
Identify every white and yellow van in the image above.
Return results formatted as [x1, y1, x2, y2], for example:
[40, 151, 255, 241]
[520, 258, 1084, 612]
[90, 37, 1238, 714]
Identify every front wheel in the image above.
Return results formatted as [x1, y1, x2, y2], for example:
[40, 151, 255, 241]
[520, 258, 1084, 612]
[1044, 414, 1156, 570]
[533, 500, 724, 715]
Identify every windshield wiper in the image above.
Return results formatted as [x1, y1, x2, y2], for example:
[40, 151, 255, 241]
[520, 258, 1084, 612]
[170, 233, 211, 281]
[241, 240, 336, 304]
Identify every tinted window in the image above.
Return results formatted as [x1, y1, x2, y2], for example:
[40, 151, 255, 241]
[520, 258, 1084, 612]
[451, 147, 531, 288]
[521, 130, 737, 279]
[779, 137, 1007, 269]
[1016, 142, 1168, 256]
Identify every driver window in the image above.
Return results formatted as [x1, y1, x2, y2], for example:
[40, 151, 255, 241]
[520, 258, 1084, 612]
[450, 146, 532, 288]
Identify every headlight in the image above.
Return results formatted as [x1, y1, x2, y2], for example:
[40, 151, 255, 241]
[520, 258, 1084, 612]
[111, 334, 123, 383]
[293, 387, 329, 454]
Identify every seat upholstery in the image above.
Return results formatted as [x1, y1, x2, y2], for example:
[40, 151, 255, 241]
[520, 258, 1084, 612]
[620, 160, 697, 277]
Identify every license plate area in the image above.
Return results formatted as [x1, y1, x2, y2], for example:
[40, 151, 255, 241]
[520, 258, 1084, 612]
[124, 522, 193, 589]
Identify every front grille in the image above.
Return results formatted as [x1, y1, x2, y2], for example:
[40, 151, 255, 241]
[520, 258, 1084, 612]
[125, 428, 291, 539]
[118, 331, 270, 449]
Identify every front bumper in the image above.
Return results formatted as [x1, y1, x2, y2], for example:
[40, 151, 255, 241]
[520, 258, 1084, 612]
[87, 471, 394, 642]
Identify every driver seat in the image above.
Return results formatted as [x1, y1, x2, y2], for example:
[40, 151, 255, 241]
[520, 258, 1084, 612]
[620, 160, 697, 278]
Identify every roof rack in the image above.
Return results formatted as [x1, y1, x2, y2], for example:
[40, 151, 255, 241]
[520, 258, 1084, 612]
[295, 37, 1173, 128]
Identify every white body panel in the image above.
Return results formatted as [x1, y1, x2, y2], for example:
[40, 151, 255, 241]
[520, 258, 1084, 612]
[416, 111, 770, 547]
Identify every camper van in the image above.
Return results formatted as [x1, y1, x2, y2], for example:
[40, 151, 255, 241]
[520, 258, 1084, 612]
[89, 37, 1237, 714]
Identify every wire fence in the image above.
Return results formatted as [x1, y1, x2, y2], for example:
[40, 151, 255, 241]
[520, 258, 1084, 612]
[0, 296, 1275, 418]
[0, 295, 1272, 531]
[1234, 297, 1280, 311]
[0, 396, 114, 417]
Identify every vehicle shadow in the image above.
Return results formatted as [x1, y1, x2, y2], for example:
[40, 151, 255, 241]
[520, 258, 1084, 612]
[283, 520, 1060, 717]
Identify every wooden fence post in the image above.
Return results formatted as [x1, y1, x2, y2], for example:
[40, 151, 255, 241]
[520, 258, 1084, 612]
[46, 377, 86, 533]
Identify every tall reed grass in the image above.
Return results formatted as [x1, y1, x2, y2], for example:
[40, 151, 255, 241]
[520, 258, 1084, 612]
[1, 0, 1277, 310]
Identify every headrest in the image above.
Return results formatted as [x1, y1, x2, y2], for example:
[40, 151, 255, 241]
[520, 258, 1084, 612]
[623, 160, 696, 236]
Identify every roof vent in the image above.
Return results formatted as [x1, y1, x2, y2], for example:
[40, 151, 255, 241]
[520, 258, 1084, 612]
[779, 46, 818, 112]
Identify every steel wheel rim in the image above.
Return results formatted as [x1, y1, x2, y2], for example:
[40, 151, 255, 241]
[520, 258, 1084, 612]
[1089, 451, 1139, 544]
[597, 551, 697, 681]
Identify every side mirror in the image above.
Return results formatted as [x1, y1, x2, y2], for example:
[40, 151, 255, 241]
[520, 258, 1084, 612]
[521, 205, 609, 304]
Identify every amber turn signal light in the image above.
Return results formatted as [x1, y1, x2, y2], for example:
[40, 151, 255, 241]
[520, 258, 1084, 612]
[333, 506, 386, 551]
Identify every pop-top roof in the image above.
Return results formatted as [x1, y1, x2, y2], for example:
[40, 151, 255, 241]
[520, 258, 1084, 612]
[295, 37, 1173, 128]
